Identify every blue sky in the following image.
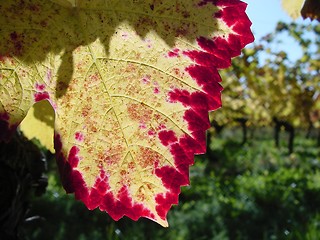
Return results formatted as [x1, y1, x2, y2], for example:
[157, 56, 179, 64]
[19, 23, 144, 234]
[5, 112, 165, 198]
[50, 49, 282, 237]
[244, 0, 296, 40]
[242, 0, 312, 61]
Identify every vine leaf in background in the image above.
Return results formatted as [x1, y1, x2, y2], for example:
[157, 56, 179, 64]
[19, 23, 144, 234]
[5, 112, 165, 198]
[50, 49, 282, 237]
[0, 0, 253, 226]
[281, 0, 320, 21]
[281, 0, 305, 19]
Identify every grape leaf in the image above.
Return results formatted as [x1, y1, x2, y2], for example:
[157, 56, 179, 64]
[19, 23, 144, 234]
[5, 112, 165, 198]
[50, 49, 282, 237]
[20, 101, 55, 153]
[281, 0, 305, 19]
[281, 0, 320, 21]
[0, 0, 253, 226]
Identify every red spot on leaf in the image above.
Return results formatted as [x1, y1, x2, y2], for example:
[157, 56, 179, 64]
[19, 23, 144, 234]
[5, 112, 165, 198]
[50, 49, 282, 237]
[75, 132, 84, 142]
[35, 83, 46, 91]
[148, 129, 156, 136]
[154, 87, 160, 94]
[141, 75, 150, 84]
[139, 122, 147, 129]
[34, 91, 50, 102]
[173, 68, 181, 76]
[168, 48, 180, 57]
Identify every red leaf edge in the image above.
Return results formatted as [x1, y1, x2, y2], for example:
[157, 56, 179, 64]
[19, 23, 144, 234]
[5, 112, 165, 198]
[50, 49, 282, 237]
[0, 0, 254, 226]
[53, 0, 254, 225]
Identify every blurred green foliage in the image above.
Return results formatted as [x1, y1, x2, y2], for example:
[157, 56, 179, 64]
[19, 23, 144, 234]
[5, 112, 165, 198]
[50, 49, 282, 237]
[23, 128, 320, 240]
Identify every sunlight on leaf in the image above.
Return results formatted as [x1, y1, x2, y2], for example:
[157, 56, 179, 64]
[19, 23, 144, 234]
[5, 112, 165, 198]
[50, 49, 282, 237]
[19, 100, 55, 153]
[0, 0, 253, 226]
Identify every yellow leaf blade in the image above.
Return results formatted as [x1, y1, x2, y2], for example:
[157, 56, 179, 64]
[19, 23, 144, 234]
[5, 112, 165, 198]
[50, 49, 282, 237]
[19, 100, 55, 153]
[0, 0, 254, 226]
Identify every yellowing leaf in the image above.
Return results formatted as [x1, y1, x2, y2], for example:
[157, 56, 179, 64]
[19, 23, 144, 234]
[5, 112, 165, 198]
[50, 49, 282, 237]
[281, 0, 305, 19]
[0, 0, 254, 226]
[19, 100, 55, 153]
[281, 0, 320, 21]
